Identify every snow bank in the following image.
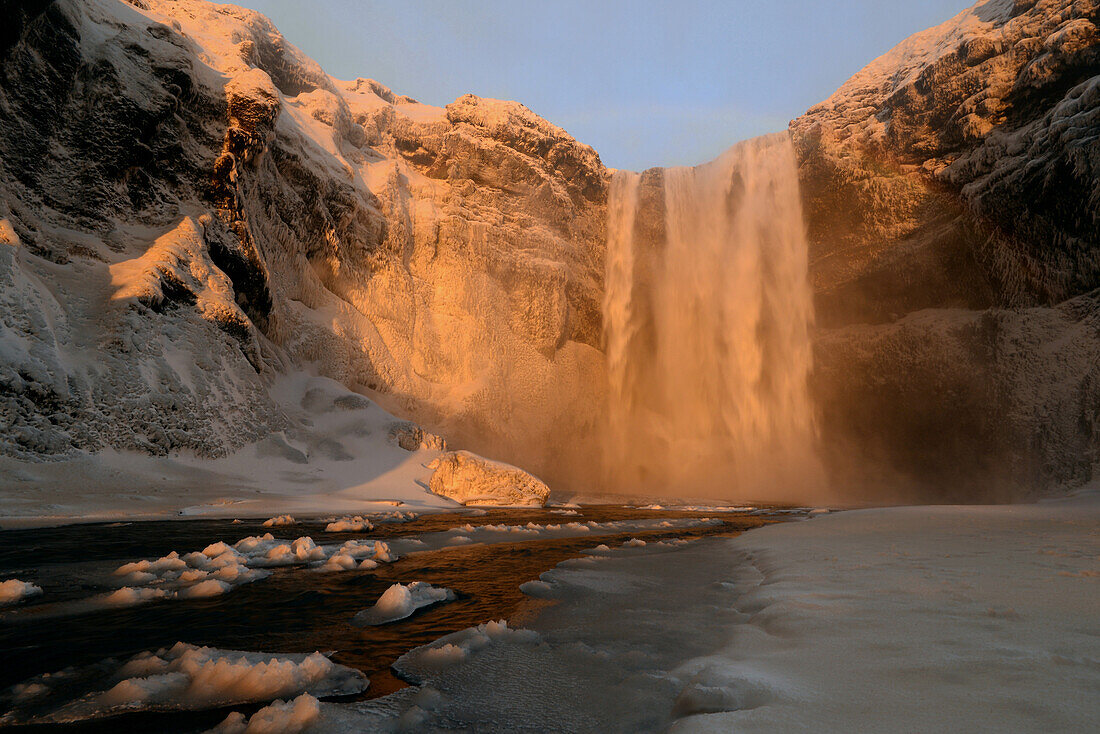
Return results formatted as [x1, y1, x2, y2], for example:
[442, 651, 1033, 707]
[4, 643, 366, 725]
[674, 495, 1100, 732]
[210, 693, 321, 734]
[428, 451, 551, 507]
[0, 579, 42, 605]
[351, 582, 456, 626]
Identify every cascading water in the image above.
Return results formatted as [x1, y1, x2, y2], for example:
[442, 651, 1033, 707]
[603, 132, 825, 500]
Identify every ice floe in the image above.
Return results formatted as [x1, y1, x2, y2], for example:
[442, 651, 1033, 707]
[210, 693, 322, 733]
[324, 516, 373, 533]
[261, 515, 296, 527]
[0, 579, 42, 605]
[394, 621, 541, 681]
[99, 534, 400, 607]
[351, 582, 456, 626]
[0, 643, 366, 725]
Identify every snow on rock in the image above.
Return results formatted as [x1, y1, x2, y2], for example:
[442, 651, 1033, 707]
[388, 423, 447, 452]
[1, 643, 366, 725]
[324, 516, 373, 533]
[261, 515, 296, 528]
[100, 534, 398, 606]
[210, 693, 322, 734]
[794, 0, 1100, 499]
[428, 451, 551, 507]
[106, 545, 269, 606]
[351, 582, 456, 626]
[316, 539, 391, 572]
[673, 495, 1100, 733]
[0, 579, 42, 605]
[0, 0, 610, 516]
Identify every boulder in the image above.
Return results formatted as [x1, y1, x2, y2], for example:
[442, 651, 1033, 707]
[428, 451, 550, 507]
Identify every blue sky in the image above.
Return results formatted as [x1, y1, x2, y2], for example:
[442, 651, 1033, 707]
[235, 0, 970, 170]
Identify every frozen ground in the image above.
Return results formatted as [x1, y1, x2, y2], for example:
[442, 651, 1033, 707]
[674, 489, 1100, 733]
[225, 491, 1098, 733]
[0, 374, 461, 529]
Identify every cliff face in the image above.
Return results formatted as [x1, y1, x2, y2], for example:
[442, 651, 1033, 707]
[0, 0, 608, 486]
[794, 0, 1100, 498]
[1, 0, 1096, 502]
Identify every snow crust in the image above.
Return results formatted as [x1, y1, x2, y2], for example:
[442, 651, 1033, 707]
[675, 494, 1100, 732]
[351, 582, 456, 626]
[1, 643, 366, 725]
[394, 620, 541, 682]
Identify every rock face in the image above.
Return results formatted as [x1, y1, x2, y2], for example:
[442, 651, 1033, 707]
[0, 0, 1095, 503]
[428, 450, 551, 507]
[794, 0, 1100, 498]
[0, 0, 607, 486]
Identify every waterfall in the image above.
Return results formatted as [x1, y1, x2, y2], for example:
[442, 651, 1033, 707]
[603, 132, 824, 500]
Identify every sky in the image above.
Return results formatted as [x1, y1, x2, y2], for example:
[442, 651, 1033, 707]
[234, 0, 971, 171]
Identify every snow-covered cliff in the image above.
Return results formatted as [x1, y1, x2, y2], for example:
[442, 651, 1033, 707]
[0, 0, 608, 517]
[795, 0, 1099, 498]
[1, 0, 1096, 512]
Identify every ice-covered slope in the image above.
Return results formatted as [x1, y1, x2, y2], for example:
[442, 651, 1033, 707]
[0, 0, 608, 518]
[793, 0, 1100, 499]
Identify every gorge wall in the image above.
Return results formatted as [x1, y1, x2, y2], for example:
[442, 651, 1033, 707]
[794, 0, 1100, 500]
[0, 0, 1096, 502]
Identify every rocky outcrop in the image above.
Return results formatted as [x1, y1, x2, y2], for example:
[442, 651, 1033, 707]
[428, 450, 551, 507]
[795, 0, 1100, 498]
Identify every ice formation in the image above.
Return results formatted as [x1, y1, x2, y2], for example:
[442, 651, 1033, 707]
[261, 515, 297, 528]
[351, 582, 456, 626]
[0, 579, 42, 605]
[1, 643, 366, 725]
[210, 693, 322, 734]
[101, 534, 398, 606]
[324, 516, 373, 533]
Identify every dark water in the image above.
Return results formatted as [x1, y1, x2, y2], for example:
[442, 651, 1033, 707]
[0, 506, 779, 732]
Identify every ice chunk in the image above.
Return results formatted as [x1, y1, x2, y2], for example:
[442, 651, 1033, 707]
[324, 515, 373, 533]
[0, 579, 43, 605]
[261, 515, 296, 527]
[209, 693, 321, 734]
[3, 644, 366, 725]
[352, 582, 456, 626]
[395, 620, 540, 682]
